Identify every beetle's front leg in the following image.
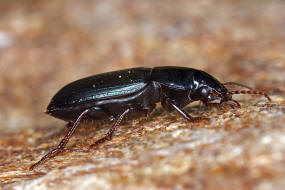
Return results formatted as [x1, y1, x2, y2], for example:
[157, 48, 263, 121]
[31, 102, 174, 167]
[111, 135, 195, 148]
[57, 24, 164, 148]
[203, 100, 240, 110]
[163, 98, 209, 122]
[203, 101, 225, 110]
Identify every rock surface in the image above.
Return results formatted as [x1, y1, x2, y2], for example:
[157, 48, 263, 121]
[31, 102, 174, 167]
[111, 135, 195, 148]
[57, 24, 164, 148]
[0, 0, 285, 189]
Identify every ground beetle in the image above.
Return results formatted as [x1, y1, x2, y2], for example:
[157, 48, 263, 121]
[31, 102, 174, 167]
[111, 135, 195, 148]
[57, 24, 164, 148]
[30, 66, 271, 170]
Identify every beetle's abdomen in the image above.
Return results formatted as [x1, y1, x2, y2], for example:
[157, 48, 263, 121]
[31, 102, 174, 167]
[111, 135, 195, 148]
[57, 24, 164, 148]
[47, 68, 152, 113]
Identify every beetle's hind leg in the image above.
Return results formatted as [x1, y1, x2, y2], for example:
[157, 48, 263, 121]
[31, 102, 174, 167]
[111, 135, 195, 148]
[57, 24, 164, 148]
[164, 98, 209, 122]
[89, 109, 130, 149]
[29, 109, 90, 170]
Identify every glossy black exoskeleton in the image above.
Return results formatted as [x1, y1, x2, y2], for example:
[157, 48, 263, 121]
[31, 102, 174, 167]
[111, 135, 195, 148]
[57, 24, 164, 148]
[30, 66, 271, 170]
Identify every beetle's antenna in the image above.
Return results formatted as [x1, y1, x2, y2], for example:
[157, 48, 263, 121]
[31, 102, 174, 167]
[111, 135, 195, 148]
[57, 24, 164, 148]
[223, 82, 252, 90]
[229, 90, 271, 102]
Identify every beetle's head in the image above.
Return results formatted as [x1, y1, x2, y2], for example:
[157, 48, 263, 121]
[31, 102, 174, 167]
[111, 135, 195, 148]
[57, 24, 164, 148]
[189, 70, 271, 108]
[189, 70, 233, 104]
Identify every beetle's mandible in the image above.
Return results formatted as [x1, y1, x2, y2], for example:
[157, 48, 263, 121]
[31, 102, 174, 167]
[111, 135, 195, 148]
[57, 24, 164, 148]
[30, 66, 271, 170]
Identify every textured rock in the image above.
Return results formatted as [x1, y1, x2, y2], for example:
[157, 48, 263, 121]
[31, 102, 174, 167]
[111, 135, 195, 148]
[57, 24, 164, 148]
[0, 0, 285, 189]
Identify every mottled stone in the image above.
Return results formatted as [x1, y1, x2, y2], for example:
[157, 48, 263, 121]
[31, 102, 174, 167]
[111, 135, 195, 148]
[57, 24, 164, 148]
[0, 0, 285, 190]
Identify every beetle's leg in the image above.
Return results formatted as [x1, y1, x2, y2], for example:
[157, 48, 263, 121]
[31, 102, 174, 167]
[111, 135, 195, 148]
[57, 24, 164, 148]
[203, 102, 223, 109]
[30, 109, 90, 170]
[164, 98, 209, 122]
[90, 109, 130, 149]
[203, 102, 229, 112]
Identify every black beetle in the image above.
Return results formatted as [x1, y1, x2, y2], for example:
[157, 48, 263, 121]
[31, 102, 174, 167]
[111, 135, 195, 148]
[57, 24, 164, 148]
[30, 66, 271, 170]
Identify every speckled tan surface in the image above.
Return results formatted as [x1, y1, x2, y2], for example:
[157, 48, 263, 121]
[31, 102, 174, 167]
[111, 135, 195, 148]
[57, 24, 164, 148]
[0, 0, 285, 190]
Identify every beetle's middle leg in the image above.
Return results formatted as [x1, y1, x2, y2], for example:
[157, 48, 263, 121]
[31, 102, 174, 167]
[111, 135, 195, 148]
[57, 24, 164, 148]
[163, 98, 209, 122]
[89, 109, 130, 149]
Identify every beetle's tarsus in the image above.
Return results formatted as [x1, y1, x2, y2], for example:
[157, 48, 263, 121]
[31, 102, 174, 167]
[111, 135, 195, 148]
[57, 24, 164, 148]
[204, 102, 224, 110]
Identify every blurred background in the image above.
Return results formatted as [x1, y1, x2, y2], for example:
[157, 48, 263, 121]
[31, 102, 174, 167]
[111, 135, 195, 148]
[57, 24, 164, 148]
[1, 1, 285, 189]
[1, 0, 284, 131]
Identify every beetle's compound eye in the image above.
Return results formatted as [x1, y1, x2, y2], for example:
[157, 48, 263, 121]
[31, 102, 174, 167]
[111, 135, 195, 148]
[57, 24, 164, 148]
[199, 86, 210, 97]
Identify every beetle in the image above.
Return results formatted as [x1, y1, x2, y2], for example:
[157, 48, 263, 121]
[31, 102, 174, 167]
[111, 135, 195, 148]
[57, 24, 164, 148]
[30, 66, 271, 170]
